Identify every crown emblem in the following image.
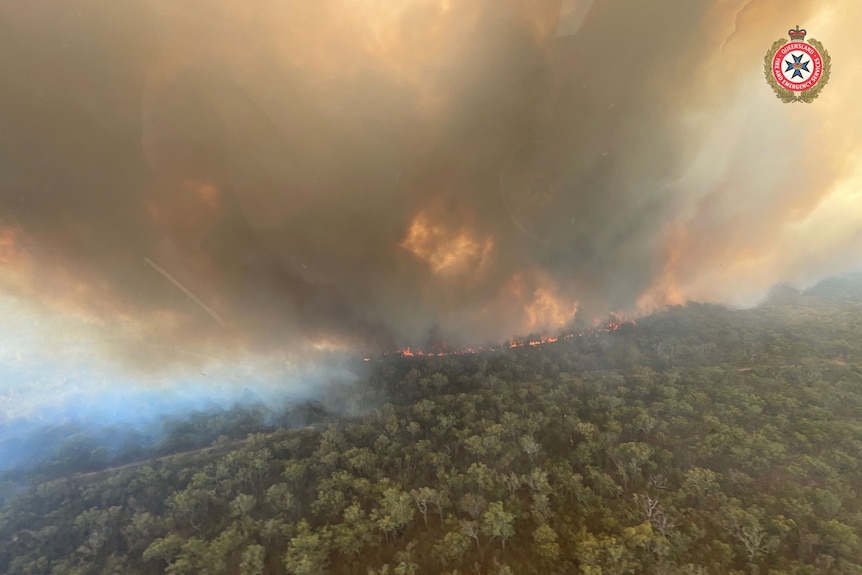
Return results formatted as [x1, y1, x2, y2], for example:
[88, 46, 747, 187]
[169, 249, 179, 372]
[788, 26, 806, 41]
[764, 25, 830, 103]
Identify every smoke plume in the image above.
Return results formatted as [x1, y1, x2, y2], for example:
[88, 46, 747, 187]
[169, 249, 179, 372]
[0, 0, 860, 371]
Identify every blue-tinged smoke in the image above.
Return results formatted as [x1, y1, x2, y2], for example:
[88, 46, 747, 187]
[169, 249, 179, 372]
[0, 345, 358, 478]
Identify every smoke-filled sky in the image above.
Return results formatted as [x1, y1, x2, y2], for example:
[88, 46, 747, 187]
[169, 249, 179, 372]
[1, 0, 862, 417]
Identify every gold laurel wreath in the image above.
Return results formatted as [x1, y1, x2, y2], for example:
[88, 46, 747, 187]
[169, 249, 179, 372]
[764, 38, 832, 103]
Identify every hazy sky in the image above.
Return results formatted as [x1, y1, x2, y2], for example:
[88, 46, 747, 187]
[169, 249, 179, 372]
[1, 0, 861, 419]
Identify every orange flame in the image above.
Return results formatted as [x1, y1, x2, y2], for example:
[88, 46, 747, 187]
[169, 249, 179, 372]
[383, 317, 635, 359]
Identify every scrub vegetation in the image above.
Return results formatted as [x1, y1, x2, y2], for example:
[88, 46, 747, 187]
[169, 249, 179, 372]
[2, 277, 862, 574]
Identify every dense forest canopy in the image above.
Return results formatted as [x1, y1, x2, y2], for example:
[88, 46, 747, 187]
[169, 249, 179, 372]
[2, 275, 862, 574]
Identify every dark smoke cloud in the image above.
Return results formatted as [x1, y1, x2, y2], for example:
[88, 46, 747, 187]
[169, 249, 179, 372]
[0, 0, 858, 370]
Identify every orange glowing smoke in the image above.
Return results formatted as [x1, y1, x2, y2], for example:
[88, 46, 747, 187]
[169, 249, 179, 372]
[400, 212, 493, 276]
[0, 225, 133, 322]
[146, 180, 223, 242]
[191, 181, 219, 210]
[636, 223, 689, 314]
[505, 271, 579, 334]
[0, 226, 23, 266]
[525, 286, 578, 332]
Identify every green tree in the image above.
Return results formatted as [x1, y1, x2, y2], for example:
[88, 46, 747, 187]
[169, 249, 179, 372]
[240, 544, 266, 575]
[721, 505, 770, 562]
[122, 511, 166, 554]
[167, 537, 225, 575]
[284, 520, 329, 575]
[266, 482, 297, 515]
[460, 493, 487, 520]
[533, 524, 560, 563]
[231, 493, 257, 519]
[332, 503, 375, 558]
[142, 533, 184, 569]
[410, 487, 439, 528]
[434, 525, 471, 568]
[481, 502, 515, 552]
[373, 487, 414, 543]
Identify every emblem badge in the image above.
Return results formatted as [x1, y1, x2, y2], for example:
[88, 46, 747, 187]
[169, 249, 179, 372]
[764, 26, 831, 103]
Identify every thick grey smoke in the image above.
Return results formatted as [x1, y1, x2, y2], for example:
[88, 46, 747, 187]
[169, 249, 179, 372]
[0, 0, 858, 369]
